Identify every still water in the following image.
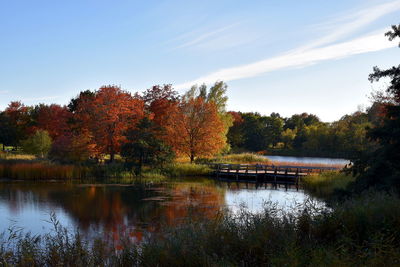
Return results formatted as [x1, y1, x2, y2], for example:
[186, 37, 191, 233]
[0, 179, 318, 239]
[267, 155, 350, 165]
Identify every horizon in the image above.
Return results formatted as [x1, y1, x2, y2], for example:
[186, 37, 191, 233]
[1, 0, 399, 121]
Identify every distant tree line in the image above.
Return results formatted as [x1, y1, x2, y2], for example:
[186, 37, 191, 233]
[226, 107, 382, 158]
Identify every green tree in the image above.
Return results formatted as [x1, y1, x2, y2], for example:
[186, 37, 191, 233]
[21, 130, 52, 158]
[121, 117, 174, 174]
[351, 25, 400, 192]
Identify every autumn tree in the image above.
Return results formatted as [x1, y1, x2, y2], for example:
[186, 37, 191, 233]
[4, 101, 32, 147]
[165, 97, 225, 163]
[74, 86, 144, 162]
[33, 104, 71, 140]
[185, 81, 233, 152]
[140, 84, 180, 127]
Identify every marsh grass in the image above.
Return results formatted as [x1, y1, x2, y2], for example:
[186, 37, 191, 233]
[302, 171, 355, 198]
[0, 162, 90, 180]
[196, 153, 270, 164]
[1, 191, 399, 266]
[161, 163, 212, 177]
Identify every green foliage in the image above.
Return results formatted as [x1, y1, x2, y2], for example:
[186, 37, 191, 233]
[351, 24, 400, 193]
[303, 171, 355, 199]
[162, 163, 211, 177]
[121, 117, 174, 174]
[227, 110, 373, 157]
[21, 130, 52, 158]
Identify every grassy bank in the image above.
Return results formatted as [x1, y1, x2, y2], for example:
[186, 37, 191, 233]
[0, 160, 212, 181]
[302, 171, 355, 199]
[1, 191, 399, 266]
[195, 153, 270, 164]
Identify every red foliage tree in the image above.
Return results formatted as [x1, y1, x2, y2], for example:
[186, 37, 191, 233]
[35, 104, 71, 140]
[4, 101, 31, 146]
[75, 86, 145, 162]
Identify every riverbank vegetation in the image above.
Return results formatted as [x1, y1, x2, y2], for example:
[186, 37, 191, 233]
[1, 191, 399, 266]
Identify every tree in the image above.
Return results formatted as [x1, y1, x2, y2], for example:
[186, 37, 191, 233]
[21, 130, 52, 158]
[140, 84, 180, 127]
[165, 97, 225, 163]
[4, 101, 31, 147]
[265, 115, 284, 147]
[121, 117, 174, 174]
[185, 81, 233, 152]
[351, 24, 400, 192]
[34, 104, 71, 140]
[227, 111, 245, 149]
[74, 86, 145, 162]
[281, 128, 296, 149]
[0, 112, 15, 150]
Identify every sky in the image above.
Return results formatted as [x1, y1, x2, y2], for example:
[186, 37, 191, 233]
[0, 0, 399, 121]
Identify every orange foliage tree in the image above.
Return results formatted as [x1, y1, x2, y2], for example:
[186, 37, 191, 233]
[75, 86, 144, 162]
[165, 97, 225, 162]
[140, 84, 179, 127]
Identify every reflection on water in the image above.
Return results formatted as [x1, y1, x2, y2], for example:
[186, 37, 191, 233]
[266, 155, 350, 165]
[0, 179, 321, 238]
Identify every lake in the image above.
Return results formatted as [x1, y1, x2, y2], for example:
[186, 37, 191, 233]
[267, 155, 350, 165]
[0, 179, 320, 240]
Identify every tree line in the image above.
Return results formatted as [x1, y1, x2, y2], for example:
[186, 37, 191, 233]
[227, 107, 381, 158]
[0, 82, 231, 170]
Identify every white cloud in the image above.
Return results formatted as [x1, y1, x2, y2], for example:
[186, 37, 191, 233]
[175, 1, 400, 89]
[174, 24, 239, 49]
[298, 0, 400, 51]
[0, 90, 9, 94]
[175, 29, 397, 89]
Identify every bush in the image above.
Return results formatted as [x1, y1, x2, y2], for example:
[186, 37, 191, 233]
[21, 130, 52, 158]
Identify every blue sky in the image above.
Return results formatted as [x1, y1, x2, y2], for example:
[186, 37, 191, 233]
[0, 0, 399, 121]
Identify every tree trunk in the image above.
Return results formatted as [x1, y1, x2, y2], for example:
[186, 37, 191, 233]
[110, 152, 115, 163]
[190, 154, 194, 163]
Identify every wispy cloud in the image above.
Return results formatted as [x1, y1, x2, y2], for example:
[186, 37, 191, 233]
[176, 29, 396, 89]
[0, 90, 9, 94]
[174, 23, 239, 49]
[298, 0, 400, 51]
[175, 1, 400, 89]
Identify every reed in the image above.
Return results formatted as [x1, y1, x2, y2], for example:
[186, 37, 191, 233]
[0, 162, 90, 180]
[0, 191, 399, 266]
[196, 153, 270, 164]
[302, 171, 355, 198]
[162, 163, 212, 177]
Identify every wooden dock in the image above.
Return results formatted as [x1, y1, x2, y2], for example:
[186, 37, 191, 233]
[209, 163, 340, 190]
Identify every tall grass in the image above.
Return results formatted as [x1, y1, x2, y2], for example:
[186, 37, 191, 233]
[162, 163, 211, 177]
[196, 153, 270, 164]
[0, 162, 90, 180]
[0, 152, 36, 161]
[302, 171, 355, 198]
[1, 191, 399, 266]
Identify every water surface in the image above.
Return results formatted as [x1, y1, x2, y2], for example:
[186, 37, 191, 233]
[267, 155, 350, 165]
[0, 179, 319, 240]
